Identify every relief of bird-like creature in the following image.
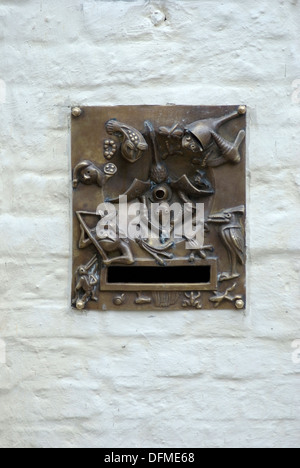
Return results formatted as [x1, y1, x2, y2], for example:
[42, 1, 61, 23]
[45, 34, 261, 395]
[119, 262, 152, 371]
[208, 206, 245, 282]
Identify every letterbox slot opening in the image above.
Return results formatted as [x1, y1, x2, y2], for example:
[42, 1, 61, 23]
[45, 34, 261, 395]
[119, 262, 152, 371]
[107, 266, 211, 284]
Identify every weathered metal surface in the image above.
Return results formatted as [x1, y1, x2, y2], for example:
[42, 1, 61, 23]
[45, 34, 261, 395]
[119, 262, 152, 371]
[71, 106, 246, 311]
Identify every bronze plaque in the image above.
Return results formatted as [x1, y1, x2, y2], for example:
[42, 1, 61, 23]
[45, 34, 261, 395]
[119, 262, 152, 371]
[71, 106, 246, 311]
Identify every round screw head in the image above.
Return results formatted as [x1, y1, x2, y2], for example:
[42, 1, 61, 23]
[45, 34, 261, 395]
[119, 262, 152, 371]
[72, 107, 82, 117]
[76, 299, 85, 310]
[238, 105, 247, 115]
[235, 299, 245, 310]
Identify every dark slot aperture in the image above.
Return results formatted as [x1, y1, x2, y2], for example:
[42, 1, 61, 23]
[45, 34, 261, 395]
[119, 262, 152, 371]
[107, 266, 211, 284]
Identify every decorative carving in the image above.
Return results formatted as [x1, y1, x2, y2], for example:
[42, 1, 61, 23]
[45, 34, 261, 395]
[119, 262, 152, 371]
[182, 107, 246, 167]
[211, 130, 245, 165]
[208, 206, 245, 282]
[135, 292, 152, 305]
[182, 292, 202, 309]
[209, 283, 244, 309]
[152, 292, 179, 308]
[72, 106, 246, 311]
[159, 123, 184, 159]
[73, 160, 117, 188]
[107, 123, 215, 264]
[77, 212, 134, 266]
[159, 123, 184, 139]
[171, 171, 214, 200]
[72, 255, 99, 310]
[146, 120, 169, 184]
[137, 239, 174, 266]
[108, 179, 151, 203]
[113, 294, 126, 306]
[107, 121, 215, 266]
[106, 120, 148, 164]
[109, 165, 213, 205]
[189, 245, 214, 262]
[103, 139, 118, 160]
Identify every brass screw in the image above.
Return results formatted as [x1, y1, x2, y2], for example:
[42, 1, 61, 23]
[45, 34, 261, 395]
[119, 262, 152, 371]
[235, 299, 245, 310]
[76, 299, 85, 310]
[72, 107, 82, 117]
[238, 105, 247, 115]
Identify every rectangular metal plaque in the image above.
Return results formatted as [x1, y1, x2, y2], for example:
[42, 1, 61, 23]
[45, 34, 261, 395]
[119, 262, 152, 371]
[71, 106, 246, 311]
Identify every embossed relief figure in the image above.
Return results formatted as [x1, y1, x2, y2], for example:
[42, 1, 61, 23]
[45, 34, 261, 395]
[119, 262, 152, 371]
[105, 119, 148, 163]
[208, 206, 245, 282]
[182, 107, 246, 167]
[76, 211, 135, 266]
[73, 160, 117, 188]
[72, 255, 99, 310]
[107, 120, 215, 243]
[72, 106, 246, 311]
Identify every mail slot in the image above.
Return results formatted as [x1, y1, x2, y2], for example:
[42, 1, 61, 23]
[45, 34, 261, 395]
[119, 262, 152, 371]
[106, 266, 212, 285]
[71, 106, 246, 311]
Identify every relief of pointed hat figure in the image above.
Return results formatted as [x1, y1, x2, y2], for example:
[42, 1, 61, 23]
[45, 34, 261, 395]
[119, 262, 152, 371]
[182, 106, 246, 167]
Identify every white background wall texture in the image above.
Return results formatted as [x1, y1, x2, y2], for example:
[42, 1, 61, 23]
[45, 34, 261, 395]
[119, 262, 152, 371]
[0, 0, 300, 449]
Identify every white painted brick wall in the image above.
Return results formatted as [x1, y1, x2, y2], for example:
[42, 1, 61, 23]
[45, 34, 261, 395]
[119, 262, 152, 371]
[0, 0, 300, 448]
